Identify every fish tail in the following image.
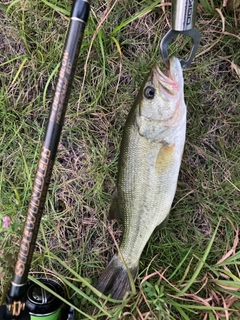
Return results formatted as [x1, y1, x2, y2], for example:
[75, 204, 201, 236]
[95, 254, 138, 300]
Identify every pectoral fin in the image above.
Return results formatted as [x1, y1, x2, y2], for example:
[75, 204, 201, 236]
[155, 143, 175, 174]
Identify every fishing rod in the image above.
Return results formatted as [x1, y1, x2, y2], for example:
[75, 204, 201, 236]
[0, 0, 90, 319]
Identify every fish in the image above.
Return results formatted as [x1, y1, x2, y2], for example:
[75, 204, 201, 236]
[95, 56, 186, 300]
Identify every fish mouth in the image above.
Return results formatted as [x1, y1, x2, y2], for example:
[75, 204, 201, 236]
[153, 56, 183, 95]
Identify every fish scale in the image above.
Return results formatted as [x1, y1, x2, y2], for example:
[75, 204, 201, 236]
[120, 141, 176, 262]
[95, 56, 186, 300]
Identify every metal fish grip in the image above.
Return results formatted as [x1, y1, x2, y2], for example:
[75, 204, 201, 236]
[160, 0, 201, 68]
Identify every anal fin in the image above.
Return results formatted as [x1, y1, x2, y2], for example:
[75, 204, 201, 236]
[109, 189, 123, 222]
[154, 213, 170, 232]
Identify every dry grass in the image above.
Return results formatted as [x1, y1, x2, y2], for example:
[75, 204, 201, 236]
[0, 0, 240, 318]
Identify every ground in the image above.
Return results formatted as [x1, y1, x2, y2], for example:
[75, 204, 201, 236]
[0, 0, 240, 319]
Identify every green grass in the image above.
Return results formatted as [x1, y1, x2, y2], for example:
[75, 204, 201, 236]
[1, 0, 240, 318]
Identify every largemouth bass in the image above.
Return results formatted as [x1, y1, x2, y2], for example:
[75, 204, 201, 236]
[95, 56, 186, 300]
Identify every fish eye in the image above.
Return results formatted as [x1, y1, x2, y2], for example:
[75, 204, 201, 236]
[144, 86, 155, 99]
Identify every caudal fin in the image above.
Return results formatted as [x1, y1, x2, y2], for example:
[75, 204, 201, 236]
[95, 254, 138, 300]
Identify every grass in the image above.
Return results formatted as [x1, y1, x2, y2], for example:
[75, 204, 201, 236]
[0, 0, 240, 318]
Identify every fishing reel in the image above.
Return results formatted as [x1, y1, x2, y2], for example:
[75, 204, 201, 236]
[0, 278, 74, 320]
